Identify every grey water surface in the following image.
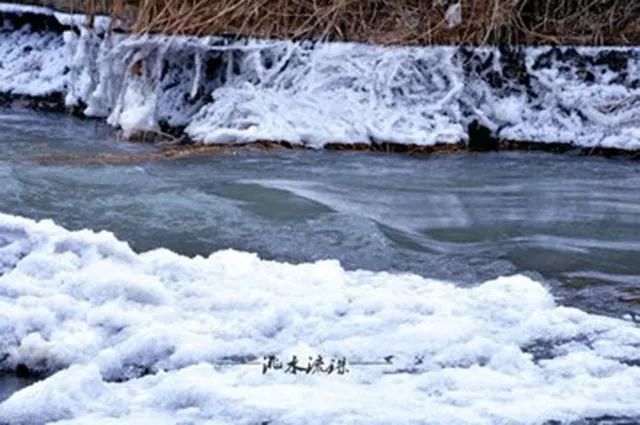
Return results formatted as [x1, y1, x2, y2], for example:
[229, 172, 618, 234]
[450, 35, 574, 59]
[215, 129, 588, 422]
[0, 376, 37, 403]
[1, 108, 639, 320]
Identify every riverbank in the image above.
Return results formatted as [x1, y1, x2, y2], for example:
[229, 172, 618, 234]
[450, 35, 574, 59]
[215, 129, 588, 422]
[2, 35, 640, 425]
[1, 3, 639, 157]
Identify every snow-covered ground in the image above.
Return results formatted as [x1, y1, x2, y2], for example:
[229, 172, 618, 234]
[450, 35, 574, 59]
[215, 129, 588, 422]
[0, 213, 639, 424]
[1, 3, 640, 149]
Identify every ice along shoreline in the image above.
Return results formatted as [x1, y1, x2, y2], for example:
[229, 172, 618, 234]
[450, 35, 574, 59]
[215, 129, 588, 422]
[1, 2, 640, 158]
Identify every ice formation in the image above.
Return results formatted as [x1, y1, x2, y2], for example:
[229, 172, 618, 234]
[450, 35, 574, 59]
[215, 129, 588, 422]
[1, 3, 640, 149]
[0, 18, 67, 97]
[0, 212, 639, 424]
[65, 34, 467, 146]
[463, 47, 640, 150]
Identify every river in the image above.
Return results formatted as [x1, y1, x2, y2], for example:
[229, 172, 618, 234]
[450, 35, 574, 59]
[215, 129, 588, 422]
[0, 108, 639, 417]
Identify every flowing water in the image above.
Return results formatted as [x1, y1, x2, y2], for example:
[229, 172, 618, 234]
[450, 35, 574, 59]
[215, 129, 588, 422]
[1, 108, 639, 410]
[0, 376, 36, 404]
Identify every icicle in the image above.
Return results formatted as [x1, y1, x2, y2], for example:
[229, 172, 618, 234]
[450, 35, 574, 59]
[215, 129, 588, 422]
[190, 51, 202, 100]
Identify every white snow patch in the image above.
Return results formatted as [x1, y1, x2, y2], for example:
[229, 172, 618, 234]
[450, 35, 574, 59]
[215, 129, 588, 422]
[0, 2, 114, 32]
[0, 26, 68, 96]
[0, 213, 638, 424]
[63, 34, 466, 146]
[0, 2, 56, 16]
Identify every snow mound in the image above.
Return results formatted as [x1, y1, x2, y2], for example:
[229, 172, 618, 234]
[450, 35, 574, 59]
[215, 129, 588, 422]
[0, 213, 639, 424]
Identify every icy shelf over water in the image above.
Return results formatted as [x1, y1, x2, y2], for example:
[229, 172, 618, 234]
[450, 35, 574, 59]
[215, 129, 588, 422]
[1, 3, 640, 150]
[0, 212, 639, 424]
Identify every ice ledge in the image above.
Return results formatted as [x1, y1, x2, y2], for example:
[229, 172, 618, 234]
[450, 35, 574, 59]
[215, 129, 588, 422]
[0, 3, 639, 151]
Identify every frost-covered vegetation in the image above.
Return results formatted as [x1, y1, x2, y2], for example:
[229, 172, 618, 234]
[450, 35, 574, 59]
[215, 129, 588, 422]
[2, 4, 639, 150]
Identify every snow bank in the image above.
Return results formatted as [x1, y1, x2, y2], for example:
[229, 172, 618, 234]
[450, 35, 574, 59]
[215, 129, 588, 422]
[186, 43, 465, 147]
[1, 3, 640, 150]
[64, 34, 466, 147]
[464, 47, 640, 150]
[0, 19, 68, 97]
[0, 212, 639, 424]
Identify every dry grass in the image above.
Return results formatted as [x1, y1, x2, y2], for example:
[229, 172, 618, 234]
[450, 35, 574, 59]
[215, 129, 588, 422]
[21, 0, 640, 45]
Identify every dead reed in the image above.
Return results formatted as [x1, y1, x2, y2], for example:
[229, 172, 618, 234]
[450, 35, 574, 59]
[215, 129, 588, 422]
[17, 0, 640, 45]
[107, 0, 640, 45]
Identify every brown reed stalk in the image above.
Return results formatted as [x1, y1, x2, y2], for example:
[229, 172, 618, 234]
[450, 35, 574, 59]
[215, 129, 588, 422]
[12, 0, 640, 45]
